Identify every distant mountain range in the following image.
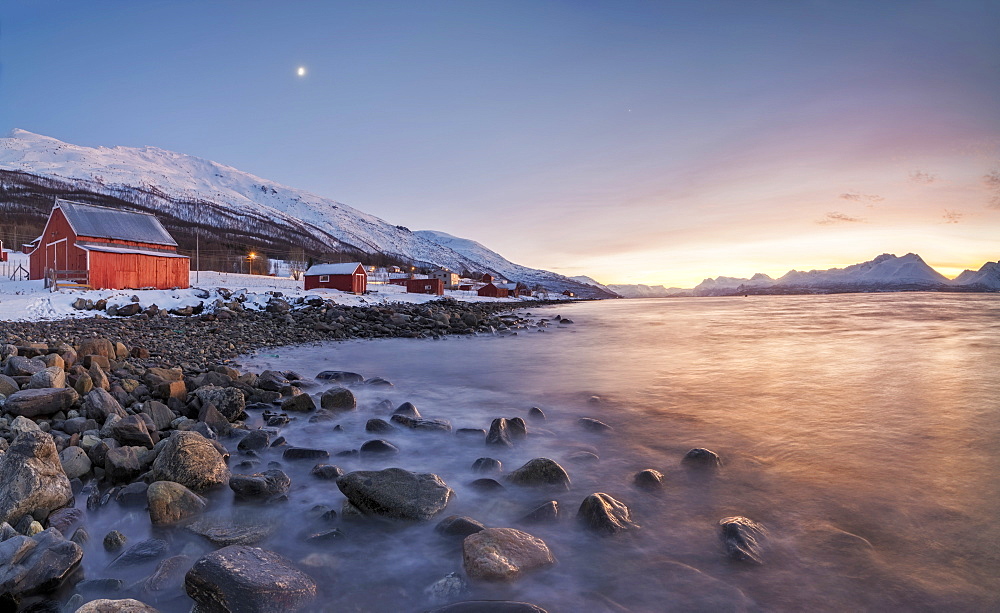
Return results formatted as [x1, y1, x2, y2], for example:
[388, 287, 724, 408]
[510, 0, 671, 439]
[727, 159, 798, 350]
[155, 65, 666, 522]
[569, 254, 1000, 297]
[0, 130, 614, 298]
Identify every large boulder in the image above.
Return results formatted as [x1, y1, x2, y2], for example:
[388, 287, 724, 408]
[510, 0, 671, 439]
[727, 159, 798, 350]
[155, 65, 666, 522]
[0, 431, 73, 525]
[389, 415, 452, 432]
[719, 516, 767, 564]
[185, 545, 317, 612]
[319, 387, 356, 411]
[228, 470, 291, 500]
[59, 446, 92, 480]
[28, 366, 66, 389]
[337, 468, 453, 520]
[4, 356, 46, 377]
[0, 528, 83, 599]
[506, 458, 571, 490]
[85, 388, 127, 423]
[150, 431, 230, 491]
[0, 373, 18, 397]
[147, 481, 207, 525]
[462, 527, 556, 581]
[74, 599, 161, 612]
[5, 388, 79, 418]
[104, 446, 146, 484]
[111, 415, 155, 449]
[577, 493, 639, 535]
[193, 386, 246, 422]
[77, 337, 116, 360]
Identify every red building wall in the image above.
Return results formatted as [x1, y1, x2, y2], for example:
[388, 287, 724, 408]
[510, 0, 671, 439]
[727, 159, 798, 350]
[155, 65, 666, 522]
[304, 267, 367, 293]
[29, 207, 190, 289]
[88, 251, 189, 290]
[405, 278, 444, 295]
[477, 283, 508, 298]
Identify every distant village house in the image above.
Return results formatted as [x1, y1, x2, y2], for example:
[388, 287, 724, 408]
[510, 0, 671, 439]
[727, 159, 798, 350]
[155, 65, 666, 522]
[477, 282, 508, 298]
[430, 269, 460, 289]
[28, 199, 189, 290]
[404, 278, 444, 295]
[303, 262, 367, 294]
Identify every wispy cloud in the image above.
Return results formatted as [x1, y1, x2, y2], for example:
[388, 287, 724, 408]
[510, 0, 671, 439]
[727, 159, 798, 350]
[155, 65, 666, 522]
[909, 170, 938, 184]
[840, 192, 884, 206]
[985, 168, 1000, 209]
[817, 212, 866, 225]
[942, 209, 963, 224]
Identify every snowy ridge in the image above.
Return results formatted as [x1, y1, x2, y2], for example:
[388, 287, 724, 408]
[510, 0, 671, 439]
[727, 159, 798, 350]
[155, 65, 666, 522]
[692, 253, 989, 296]
[415, 231, 612, 296]
[952, 261, 1000, 290]
[0, 130, 612, 297]
[605, 284, 691, 298]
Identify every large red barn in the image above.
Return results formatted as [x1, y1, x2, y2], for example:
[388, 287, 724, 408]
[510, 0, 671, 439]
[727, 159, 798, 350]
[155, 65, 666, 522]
[304, 262, 367, 293]
[29, 199, 189, 289]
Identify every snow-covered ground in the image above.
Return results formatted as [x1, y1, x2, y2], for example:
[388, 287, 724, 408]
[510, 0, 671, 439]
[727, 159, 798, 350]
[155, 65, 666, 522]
[0, 251, 556, 322]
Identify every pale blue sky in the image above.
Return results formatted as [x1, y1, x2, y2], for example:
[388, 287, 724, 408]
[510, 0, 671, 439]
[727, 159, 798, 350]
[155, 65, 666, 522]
[2, 1, 998, 285]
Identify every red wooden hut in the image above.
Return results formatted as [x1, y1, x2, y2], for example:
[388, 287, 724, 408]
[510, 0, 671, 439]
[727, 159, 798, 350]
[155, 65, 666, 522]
[404, 278, 444, 295]
[477, 282, 508, 298]
[304, 262, 367, 293]
[0, 240, 7, 262]
[29, 199, 189, 289]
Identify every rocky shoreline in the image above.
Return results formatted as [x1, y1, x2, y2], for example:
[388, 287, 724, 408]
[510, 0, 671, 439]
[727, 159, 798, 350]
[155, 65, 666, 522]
[0, 296, 759, 612]
[2, 295, 567, 368]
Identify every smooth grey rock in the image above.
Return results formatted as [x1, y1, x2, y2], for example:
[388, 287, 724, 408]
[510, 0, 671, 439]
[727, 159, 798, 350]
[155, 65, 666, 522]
[10, 415, 41, 436]
[309, 464, 343, 480]
[507, 458, 571, 490]
[85, 388, 127, 423]
[682, 447, 722, 468]
[237, 430, 269, 452]
[389, 414, 452, 432]
[185, 514, 278, 546]
[521, 500, 560, 524]
[104, 446, 143, 484]
[5, 388, 78, 418]
[320, 387, 356, 411]
[364, 418, 395, 434]
[633, 469, 665, 489]
[472, 457, 502, 474]
[577, 492, 639, 534]
[0, 528, 82, 599]
[150, 431, 230, 491]
[111, 415, 154, 449]
[0, 431, 73, 525]
[719, 516, 767, 564]
[147, 481, 207, 525]
[184, 545, 317, 613]
[315, 371, 364, 384]
[463, 528, 556, 581]
[107, 538, 167, 570]
[282, 447, 329, 461]
[485, 418, 514, 447]
[193, 386, 246, 422]
[578, 417, 613, 432]
[435, 515, 485, 537]
[58, 446, 92, 480]
[229, 469, 291, 500]
[337, 468, 453, 521]
[74, 598, 161, 612]
[27, 367, 65, 390]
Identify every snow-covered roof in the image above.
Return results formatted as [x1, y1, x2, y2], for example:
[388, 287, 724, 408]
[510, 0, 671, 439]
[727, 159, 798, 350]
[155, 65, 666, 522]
[75, 243, 189, 259]
[57, 199, 178, 247]
[304, 262, 364, 276]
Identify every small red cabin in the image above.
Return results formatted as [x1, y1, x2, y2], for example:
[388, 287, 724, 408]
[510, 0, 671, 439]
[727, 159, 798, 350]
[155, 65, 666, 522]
[29, 199, 189, 289]
[481, 273, 494, 283]
[304, 262, 367, 293]
[477, 282, 508, 298]
[0, 239, 7, 263]
[405, 278, 444, 295]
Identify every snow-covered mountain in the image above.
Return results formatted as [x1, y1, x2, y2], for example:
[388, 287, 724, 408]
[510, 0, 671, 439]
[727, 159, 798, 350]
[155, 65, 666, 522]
[952, 261, 1000, 290]
[693, 253, 980, 296]
[414, 230, 610, 296]
[568, 275, 620, 296]
[0, 129, 612, 297]
[605, 284, 691, 298]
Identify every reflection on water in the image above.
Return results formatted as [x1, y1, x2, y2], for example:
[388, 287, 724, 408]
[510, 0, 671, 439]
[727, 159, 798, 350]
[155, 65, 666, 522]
[72, 293, 1000, 612]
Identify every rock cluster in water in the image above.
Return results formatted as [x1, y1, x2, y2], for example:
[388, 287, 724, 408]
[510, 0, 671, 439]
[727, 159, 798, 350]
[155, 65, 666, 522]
[0, 304, 761, 611]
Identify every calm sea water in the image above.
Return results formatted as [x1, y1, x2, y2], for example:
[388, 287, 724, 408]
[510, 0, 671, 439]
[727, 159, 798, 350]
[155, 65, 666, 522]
[71, 293, 1000, 612]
